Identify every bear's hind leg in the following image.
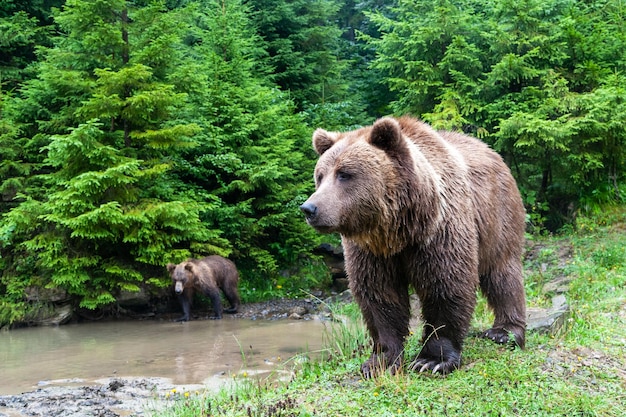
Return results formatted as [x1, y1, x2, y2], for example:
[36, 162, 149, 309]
[222, 287, 240, 314]
[479, 261, 526, 349]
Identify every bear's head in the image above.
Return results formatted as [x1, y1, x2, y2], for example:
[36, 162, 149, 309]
[300, 118, 413, 250]
[300, 117, 434, 255]
[167, 261, 195, 294]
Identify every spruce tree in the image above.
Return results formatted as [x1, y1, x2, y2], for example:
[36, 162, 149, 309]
[1, 0, 326, 325]
[366, 0, 626, 229]
[247, 0, 343, 108]
[0, 0, 63, 90]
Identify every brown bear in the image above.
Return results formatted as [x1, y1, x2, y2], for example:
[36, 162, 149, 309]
[300, 116, 526, 377]
[167, 255, 240, 321]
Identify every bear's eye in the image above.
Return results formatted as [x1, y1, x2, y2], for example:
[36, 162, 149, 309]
[316, 173, 323, 184]
[337, 171, 352, 182]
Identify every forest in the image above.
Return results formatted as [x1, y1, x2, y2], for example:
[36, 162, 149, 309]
[1, 0, 624, 327]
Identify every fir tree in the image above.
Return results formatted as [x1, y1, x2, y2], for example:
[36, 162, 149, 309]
[367, 0, 626, 229]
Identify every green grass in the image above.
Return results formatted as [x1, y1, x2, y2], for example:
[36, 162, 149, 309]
[151, 208, 626, 417]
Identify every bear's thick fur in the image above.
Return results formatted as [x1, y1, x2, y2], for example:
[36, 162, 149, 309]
[300, 116, 526, 377]
[167, 256, 240, 321]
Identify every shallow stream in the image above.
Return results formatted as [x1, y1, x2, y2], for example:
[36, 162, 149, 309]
[0, 318, 325, 395]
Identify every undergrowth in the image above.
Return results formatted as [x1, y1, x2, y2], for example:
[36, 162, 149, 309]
[151, 207, 626, 417]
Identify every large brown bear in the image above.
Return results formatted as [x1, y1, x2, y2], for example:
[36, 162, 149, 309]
[167, 256, 240, 321]
[300, 116, 526, 377]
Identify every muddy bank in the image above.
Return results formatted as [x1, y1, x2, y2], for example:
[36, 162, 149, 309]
[0, 377, 182, 417]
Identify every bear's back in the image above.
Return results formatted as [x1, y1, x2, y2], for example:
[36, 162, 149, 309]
[199, 256, 239, 284]
[437, 130, 526, 270]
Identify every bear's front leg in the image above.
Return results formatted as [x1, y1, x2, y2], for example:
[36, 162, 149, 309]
[408, 286, 475, 374]
[176, 291, 193, 322]
[352, 279, 410, 378]
[409, 331, 462, 375]
[360, 336, 406, 378]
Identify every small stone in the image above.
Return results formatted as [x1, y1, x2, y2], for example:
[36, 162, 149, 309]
[542, 275, 573, 294]
[289, 306, 307, 316]
[527, 294, 570, 335]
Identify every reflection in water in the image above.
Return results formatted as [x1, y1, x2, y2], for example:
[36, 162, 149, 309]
[0, 318, 325, 395]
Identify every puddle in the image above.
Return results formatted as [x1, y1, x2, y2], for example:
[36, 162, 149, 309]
[0, 318, 325, 395]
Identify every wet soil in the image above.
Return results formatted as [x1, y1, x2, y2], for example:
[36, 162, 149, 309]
[0, 377, 176, 417]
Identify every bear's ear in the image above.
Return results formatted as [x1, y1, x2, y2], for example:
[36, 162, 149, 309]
[312, 129, 338, 155]
[166, 263, 176, 274]
[184, 263, 194, 272]
[369, 117, 403, 152]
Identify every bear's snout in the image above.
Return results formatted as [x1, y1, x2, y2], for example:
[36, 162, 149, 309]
[300, 200, 334, 233]
[174, 281, 184, 294]
[300, 201, 318, 220]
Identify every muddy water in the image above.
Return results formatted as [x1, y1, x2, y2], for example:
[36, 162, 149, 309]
[0, 318, 325, 395]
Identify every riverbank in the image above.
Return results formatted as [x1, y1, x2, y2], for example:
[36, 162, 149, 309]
[3, 209, 625, 417]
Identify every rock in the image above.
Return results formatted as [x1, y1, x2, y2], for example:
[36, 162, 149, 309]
[527, 294, 570, 335]
[36, 303, 74, 326]
[314, 243, 347, 291]
[333, 278, 349, 292]
[542, 275, 573, 294]
[289, 306, 308, 316]
[323, 289, 353, 307]
[108, 379, 124, 392]
[117, 287, 151, 310]
[25, 286, 69, 303]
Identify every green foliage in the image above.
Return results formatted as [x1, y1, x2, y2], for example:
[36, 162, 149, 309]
[247, 0, 346, 109]
[0, 94, 26, 214]
[165, 0, 323, 289]
[0, 0, 63, 90]
[366, 0, 626, 230]
[0, 0, 326, 325]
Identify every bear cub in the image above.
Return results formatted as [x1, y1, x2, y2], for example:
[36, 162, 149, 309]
[301, 116, 527, 377]
[167, 255, 240, 321]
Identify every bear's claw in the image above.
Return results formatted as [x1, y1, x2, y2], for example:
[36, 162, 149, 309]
[482, 327, 524, 349]
[409, 358, 458, 375]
